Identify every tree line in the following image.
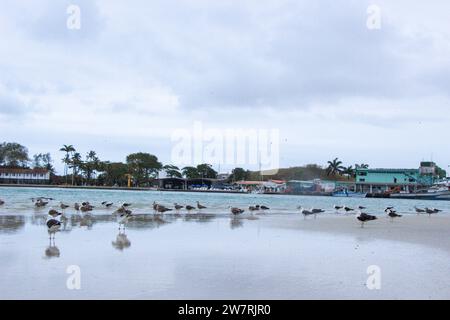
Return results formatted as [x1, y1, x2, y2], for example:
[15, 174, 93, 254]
[1, 142, 368, 187]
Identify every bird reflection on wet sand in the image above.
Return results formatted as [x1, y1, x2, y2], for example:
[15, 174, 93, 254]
[44, 238, 60, 259]
[112, 231, 131, 251]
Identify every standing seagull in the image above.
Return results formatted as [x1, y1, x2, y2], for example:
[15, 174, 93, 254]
[46, 211, 62, 239]
[299, 207, 316, 219]
[414, 206, 425, 214]
[0, 199, 4, 206]
[343, 206, 354, 213]
[424, 208, 440, 217]
[386, 209, 402, 222]
[357, 211, 377, 228]
[197, 201, 207, 210]
[174, 203, 184, 210]
[334, 205, 343, 211]
[231, 207, 245, 215]
[186, 205, 195, 211]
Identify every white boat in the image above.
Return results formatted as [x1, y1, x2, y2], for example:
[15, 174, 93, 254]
[390, 185, 450, 200]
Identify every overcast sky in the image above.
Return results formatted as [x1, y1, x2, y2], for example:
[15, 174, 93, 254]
[1, 0, 450, 174]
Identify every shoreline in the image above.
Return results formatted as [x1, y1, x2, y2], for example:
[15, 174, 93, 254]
[1, 184, 450, 201]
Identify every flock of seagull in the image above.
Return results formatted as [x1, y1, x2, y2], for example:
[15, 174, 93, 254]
[0, 196, 446, 236]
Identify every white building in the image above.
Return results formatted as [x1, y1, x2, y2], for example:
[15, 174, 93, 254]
[0, 168, 50, 184]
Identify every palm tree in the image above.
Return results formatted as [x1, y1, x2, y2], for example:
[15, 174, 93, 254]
[60, 145, 75, 184]
[69, 152, 82, 185]
[343, 165, 355, 180]
[355, 163, 369, 169]
[326, 158, 345, 177]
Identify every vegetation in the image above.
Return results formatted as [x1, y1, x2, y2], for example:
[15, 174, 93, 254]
[182, 164, 218, 179]
[228, 167, 251, 182]
[4, 141, 448, 188]
[0, 142, 29, 167]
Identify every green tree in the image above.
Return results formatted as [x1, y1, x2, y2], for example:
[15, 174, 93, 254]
[196, 163, 218, 179]
[97, 161, 129, 186]
[182, 166, 199, 179]
[32, 153, 55, 173]
[0, 142, 29, 167]
[229, 167, 250, 182]
[343, 165, 355, 180]
[59, 144, 75, 184]
[81, 150, 100, 185]
[69, 152, 83, 185]
[126, 152, 162, 186]
[326, 158, 345, 177]
[163, 164, 182, 178]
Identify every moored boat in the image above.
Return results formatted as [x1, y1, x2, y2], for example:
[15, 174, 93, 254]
[332, 190, 367, 198]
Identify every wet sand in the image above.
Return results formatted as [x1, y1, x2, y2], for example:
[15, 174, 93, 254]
[1, 212, 450, 300]
[266, 214, 450, 254]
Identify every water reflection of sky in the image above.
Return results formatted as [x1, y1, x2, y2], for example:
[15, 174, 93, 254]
[1, 211, 450, 299]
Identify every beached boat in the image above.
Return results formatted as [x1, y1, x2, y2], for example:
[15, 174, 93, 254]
[332, 190, 367, 198]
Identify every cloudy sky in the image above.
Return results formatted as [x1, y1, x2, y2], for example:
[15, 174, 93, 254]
[1, 0, 449, 174]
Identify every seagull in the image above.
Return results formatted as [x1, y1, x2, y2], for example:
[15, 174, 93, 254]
[35, 199, 48, 207]
[299, 207, 316, 219]
[105, 203, 114, 208]
[358, 206, 366, 210]
[343, 206, 354, 212]
[231, 207, 245, 215]
[60, 203, 70, 210]
[425, 208, 439, 216]
[385, 206, 395, 212]
[186, 205, 195, 211]
[334, 205, 343, 211]
[174, 203, 184, 210]
[46, 216, 62, 239]
[387, 209, 402, 222]
[311, 208, 325, 214]
[156, 205, 172, 213]
[260, 205, 270, 210]
[197, 201, 207, 210]
[152, 201, 158, 211]
[414, 206, 425, 214]
[122, 203, 132, 207]
[80, 203, 94, 212]
[249, 206, 258, 211]
[74, 203, 80, 211]
[357, 211, 377, 228]
[48, 209, 62, 218]
[0, 199, 4, 205]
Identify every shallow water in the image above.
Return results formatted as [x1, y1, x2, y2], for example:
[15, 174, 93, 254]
[0, 186, 449, 216]
[1, 187, 450, 299]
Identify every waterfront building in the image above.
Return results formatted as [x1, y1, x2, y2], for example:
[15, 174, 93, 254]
[355, 162, 443, 194]
[0, 168, 50, 184]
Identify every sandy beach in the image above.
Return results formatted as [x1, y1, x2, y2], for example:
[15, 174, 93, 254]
[1, 210, 450, 300]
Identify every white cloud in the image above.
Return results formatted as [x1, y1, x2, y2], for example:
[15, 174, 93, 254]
[1, 0, 449, 173]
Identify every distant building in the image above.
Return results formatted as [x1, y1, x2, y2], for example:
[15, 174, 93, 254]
[355, 163, 440, 194]
[217, 173, 231, 180]
[0, 168, 50, 184]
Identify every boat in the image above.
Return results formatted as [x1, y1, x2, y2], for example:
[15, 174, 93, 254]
[389, 185, 450, 200]
[332, 190, 367, 198]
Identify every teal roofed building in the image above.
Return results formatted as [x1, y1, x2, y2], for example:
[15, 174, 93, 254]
[355, 162, 443, 194]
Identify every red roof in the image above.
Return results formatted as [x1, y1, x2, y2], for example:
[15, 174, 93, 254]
[0, 167, 49, 174]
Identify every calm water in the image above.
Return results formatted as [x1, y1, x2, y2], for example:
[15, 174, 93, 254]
[1, 187, 450, 299]
[1, 186, 449, 216]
